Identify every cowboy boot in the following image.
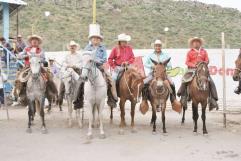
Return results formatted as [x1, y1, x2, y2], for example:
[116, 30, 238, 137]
[140, 84, 150, 114]
[209, 78, 219, 111]
[179, 83, 188, 110]
[170, 84, 182, 113]
[110, 80, 118, 101]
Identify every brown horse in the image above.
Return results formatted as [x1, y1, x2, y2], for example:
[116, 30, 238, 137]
[233, 52, 241, 81]
[183, 62, 209, 134]
[117, 66, 144, 134]
[148, 58, 171, 134]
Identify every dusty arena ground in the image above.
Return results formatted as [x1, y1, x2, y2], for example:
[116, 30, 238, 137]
[0, 103, 241, 161]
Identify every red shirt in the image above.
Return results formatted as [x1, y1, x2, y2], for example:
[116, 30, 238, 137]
[108, 45, 135, 69]
[185, 48, 209, 68]
[22, 47, 42, 66]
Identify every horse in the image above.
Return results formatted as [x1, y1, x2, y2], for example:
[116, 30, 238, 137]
[45, 73, 61, 112]
[233, 52, 241, 81]
[26, 56, 47, 134]
[61, 67, 83, 128]
[117, 66, 144, 134]
[182, 62, 210, 134]
[80, 52, 107, 139]
[148, 58, 171, 134]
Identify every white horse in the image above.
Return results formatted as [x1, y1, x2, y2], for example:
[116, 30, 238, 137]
[61, 67, 83, 128]
[80, 52, 107, 139]
[26, 56, 47, 134]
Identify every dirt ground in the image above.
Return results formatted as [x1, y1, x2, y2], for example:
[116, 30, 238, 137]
[0, 104, 241, 161]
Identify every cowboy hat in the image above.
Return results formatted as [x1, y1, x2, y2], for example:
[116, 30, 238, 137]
[27, 35, 42, 44]
[88, 24, 103, 40]
[188, 37, 204, 46]
[154, 39, 162, 45]
[17, 34, 22, 38]
[117, 33, 131, 42]
[67, 40, 80, 50]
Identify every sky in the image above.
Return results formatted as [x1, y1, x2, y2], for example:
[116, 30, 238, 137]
[195, 0, 241, 11]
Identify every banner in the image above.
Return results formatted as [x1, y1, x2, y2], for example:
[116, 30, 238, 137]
[46, 49, 240, 109]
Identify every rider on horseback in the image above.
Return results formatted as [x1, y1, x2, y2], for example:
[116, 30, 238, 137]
[62, 41, 83, 109]
[17, 35, 49, 81]
[108, 33, 135, 94]
[177, 37, 218, 110]
[73, 27, 118, 108]
[141, 39, 180, 112]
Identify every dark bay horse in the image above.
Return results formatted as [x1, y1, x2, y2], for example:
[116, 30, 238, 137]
[148, 58, 171, 134]
[183, 62, 210, 134]
[233, 52, 241, 81]
[117, 66, 144, 134]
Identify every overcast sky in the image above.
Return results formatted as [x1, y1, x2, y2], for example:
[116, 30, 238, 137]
[195, 0, 241, 11]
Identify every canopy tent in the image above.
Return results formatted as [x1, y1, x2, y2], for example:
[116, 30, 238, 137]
[0, 0, 27, 41]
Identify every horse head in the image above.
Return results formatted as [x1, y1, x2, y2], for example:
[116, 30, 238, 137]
[196, 61, 209, 91]
[151, 58, 170, 93]
[81, 51, 95, 81]
[233, 53, 241, 81]
[29, 56, 41, 79]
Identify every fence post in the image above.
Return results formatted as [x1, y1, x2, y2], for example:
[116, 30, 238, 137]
[221, 32, 227, 128]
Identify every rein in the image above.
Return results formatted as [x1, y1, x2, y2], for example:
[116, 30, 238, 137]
[123, 65, 134, 97]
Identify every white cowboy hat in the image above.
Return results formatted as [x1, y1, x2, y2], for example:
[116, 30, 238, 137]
[154, 39, 162, 45]
[67, 41, 80, 50]
[27, 34, 42, 44]
[17, 34, 22, 38]
[88, 34, 103, 40]
[188, 37, 204, 46]
[88, 24, 103, 40]
[117, 33, 131, 42]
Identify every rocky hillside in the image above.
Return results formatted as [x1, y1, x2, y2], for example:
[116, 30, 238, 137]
[4, 0, 241, 50]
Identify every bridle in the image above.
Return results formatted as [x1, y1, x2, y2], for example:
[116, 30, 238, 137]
[196, 63, 209, 91]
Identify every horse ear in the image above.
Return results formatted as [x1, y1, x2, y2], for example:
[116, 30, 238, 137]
[163, 58, 171, 66]
[150, 59, 158, 65]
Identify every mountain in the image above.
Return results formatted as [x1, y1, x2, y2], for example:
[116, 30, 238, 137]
[4, 0, 241, 51]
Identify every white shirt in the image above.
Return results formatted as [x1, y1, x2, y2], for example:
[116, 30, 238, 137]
[0, 72, 7, 88]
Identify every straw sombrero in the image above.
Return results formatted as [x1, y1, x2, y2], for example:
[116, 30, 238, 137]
[27, 35, 42, 44]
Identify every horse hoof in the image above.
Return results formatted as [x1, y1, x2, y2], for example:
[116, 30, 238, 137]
[99, 134, 106, 139]
[193, 132, 198, 136]
[131, 128, 138, 133]
[79, 125, 83, 129]
[68, 122, 72, 128]
[87, 135, 93, 140]
[26, 128, 32, 133]
[152, 131, 157, 135]
[162, 132, 168, 136]
[203, 131, 208, 135]
[119, 129, 125, 135]
[41, 128, 48, 134]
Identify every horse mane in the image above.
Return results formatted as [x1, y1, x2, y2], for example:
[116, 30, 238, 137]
[126, 67, 143, 80]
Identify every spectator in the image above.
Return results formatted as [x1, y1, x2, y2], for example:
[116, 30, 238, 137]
[15, 35, 26, 54]
[0, 37, 13, 65]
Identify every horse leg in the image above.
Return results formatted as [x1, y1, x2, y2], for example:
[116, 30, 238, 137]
[67, 97, 73, 127]
[76, 109, 83, 129]
[40, 97, 47, 134]
[162, 103, 167, 133]
[181, 106, 186, 124]
[110, 106, 113, 124]
[201, 103, 208, 134]
[192, 102, 199, 133]
[119, 98, 126, 135]
[99, 100, 106, 139]
[151, 103, 157, 134]
[87, 103, 93, 139]
[131, 102, 137, 133]
[26, 101, 33, 133]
